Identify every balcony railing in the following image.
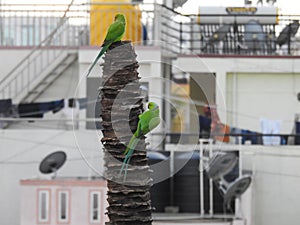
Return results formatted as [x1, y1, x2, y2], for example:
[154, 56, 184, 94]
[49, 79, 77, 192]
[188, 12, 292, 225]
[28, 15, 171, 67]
[0, 2, 300, 56]
[0, 1, 80, 102]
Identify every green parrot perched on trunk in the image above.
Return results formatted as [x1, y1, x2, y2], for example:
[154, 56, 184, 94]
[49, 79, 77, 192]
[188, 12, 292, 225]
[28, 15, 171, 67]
[86, 14, 126, 77]
[119, 102, 160, 182]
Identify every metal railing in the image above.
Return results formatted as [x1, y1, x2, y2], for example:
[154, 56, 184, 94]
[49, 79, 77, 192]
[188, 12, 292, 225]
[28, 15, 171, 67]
[159, 5, 300, 56]
[0, 3, 89, 46]
[1, 2, 300, 101]
[1, 3, 300, 55]
[0, 1, 86, 101]
[0, 2, 155, 101]
[151, 132, 300, 146]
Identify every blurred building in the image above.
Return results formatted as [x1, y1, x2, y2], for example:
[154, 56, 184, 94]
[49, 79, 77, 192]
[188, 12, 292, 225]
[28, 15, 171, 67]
[1, 0, 300, 225]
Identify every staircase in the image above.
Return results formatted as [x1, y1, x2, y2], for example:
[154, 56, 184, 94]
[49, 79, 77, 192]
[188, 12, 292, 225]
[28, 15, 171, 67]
[22, 52, 78, 103]
[0, 0, 79, 103]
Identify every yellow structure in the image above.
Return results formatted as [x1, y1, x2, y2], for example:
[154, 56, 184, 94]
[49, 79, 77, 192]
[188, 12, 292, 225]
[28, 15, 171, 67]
[171, 82, 190, 133]
[90, 0, 142, 46]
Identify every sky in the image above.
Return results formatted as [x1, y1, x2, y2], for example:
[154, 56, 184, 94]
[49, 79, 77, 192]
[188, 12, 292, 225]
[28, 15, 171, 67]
[0, 0, 298, 15]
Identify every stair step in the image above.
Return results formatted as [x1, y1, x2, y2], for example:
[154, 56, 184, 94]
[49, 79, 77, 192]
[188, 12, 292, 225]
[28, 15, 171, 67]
[21, 52, 78, 103]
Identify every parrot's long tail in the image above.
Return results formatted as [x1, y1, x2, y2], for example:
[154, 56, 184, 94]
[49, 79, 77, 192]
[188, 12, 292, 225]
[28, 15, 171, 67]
[86, 44, 110, 77]
[121, 148, 134, 182]
[119, 136, 140, 181]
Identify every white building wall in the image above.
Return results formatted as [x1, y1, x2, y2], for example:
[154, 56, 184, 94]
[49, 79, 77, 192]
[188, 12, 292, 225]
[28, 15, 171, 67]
[0, 130, 103, 225]
[226, 72, 300, 133]
[173, 56, 300, 133]
[0, 49, 32, 80]
[241, 145, 300, 225]
[1, 129, 300, 225]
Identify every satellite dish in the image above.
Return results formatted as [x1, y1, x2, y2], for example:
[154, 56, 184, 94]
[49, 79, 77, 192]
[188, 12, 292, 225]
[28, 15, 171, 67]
[276, 20, 299, 47]
[205, 151, 252, 209]
[173, 0, 188, 8]
[39, 151, 67, 178]
[218, 175, 252, 208]
[206, 152, 238, 180]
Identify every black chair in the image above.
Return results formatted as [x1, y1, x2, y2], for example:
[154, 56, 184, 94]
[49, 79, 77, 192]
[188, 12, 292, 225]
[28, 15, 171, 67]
[202, 24, 231, 54]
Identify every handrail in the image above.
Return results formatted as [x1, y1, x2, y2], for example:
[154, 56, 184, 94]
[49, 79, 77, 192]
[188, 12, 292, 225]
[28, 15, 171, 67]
[0, 0, 75, 86]
[0, 2, 299, 64]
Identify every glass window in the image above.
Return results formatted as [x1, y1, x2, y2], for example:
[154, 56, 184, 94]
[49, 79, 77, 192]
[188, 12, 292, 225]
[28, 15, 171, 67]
[38, 190, 49, 222]
[90, 191, 101, 222]
[58, 191, 69, 222]
[21, 25, 34, 46]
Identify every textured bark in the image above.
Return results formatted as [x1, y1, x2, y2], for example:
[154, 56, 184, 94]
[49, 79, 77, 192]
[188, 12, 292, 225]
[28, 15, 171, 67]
[100, 41, 152, 225]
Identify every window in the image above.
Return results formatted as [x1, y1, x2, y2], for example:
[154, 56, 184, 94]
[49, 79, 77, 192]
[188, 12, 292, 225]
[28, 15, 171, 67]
[140, 82, 149, 103]
[38, 190, 50, 223]
[90, 191, 101, 223]
[4, 25, 14, 45]
[21, 25, 34, 46]
[58, 191, 69, 223]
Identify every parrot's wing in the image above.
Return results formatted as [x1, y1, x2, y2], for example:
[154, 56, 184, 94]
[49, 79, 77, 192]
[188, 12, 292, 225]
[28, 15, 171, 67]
[103, 21, 125, 46]
[86, 21, 125, 77]
[119, 105, 160, 182]
[139, 110, 159, 135]
[124, 134, 137, 156]
[149, 116, 160, 131]
[124, 120, 141, 155]
[139, 111, 150, 133]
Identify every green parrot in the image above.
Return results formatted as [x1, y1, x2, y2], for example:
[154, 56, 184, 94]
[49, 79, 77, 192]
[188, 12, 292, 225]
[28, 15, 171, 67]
[119, 102, 160, 182]
[86, 14, 126, 77]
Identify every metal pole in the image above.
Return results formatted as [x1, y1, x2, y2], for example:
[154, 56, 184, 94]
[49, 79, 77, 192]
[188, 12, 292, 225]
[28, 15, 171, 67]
[209, 139, 213, 217]
[0, 0, 3, 46]
[235, 136, 243, 218]
[170, 148, 174, 206]
[199, 139, 205, 215]
[288, 23, 291, 55]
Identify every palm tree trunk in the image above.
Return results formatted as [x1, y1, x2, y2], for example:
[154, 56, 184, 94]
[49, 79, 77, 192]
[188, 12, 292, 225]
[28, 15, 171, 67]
[100, 41, 152, 225]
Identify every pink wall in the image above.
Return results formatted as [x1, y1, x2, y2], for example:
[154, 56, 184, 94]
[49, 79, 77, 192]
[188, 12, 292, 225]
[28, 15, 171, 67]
[20, 179, 108, 225]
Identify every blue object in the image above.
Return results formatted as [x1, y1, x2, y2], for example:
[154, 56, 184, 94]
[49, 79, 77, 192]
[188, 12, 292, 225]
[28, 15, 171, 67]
[295, 121, 300, 145]
[199, 115, 211, 138]
[176, 151, 200, 160]
[231, 127, 259, 144]
[142, 24, 148, 42]
[0, 99, 12, 114]
[244, 19, 266, 52]
[147, 151, 168, 160]
[18, 99, 64, 118]
[241, 129, 258, 144]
